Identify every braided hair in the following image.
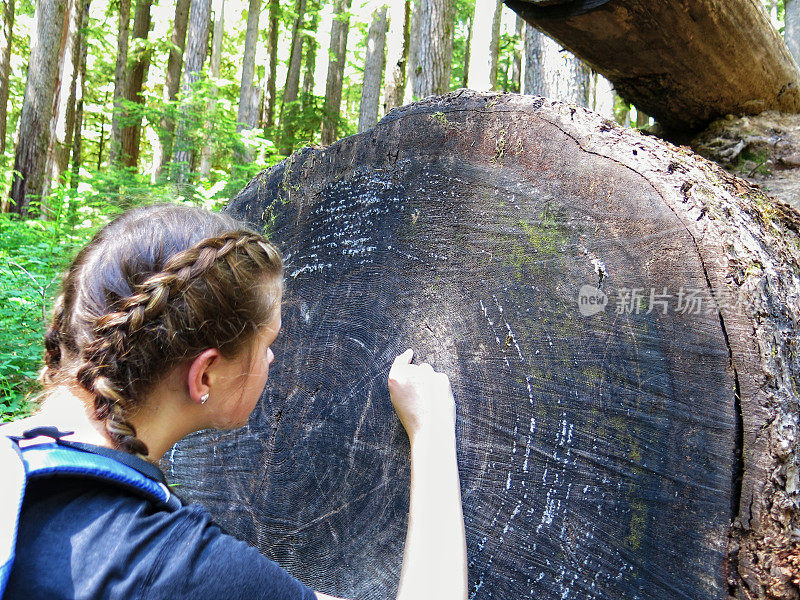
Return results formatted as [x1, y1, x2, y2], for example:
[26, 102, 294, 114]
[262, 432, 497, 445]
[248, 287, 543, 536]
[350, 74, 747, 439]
[41, 204, 283, 459]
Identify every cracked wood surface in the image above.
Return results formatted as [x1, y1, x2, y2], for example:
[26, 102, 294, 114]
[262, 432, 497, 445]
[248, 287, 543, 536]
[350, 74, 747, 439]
[163, 92, 800, 599]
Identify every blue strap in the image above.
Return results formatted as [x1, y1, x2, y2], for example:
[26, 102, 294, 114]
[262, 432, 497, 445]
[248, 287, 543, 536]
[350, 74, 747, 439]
[0, 436, 182, 597]
[0, 437, 26, 598]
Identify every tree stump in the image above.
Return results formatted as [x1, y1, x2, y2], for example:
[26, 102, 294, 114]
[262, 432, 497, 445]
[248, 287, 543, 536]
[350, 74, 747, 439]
[164, 91, 800, 600]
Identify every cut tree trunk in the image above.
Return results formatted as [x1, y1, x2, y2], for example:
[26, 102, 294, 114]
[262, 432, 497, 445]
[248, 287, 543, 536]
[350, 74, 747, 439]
[163, 91, 800, 600]
[504, 0, 800, 133]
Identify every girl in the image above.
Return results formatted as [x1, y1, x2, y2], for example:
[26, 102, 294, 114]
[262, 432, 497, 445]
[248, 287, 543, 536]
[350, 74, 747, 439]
[1, 203, 468, 600]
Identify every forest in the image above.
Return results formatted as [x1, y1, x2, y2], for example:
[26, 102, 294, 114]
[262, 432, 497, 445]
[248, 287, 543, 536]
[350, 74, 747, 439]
[0, 0, 681, 417]
[0, 0, 795, 419]
[4, 1, 800, 598]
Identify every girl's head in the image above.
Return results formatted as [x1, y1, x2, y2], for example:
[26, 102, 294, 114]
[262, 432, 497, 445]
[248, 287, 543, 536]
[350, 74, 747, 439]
[42, 204, 284, 458]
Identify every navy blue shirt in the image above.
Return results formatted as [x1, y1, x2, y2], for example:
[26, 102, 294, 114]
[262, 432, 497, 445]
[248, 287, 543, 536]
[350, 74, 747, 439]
[6, 476, 317, 600]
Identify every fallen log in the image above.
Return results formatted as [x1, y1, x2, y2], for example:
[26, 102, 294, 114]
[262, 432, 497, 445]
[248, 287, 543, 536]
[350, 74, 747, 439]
[504, 0, 800, 133]
[164, 91, 800, 600]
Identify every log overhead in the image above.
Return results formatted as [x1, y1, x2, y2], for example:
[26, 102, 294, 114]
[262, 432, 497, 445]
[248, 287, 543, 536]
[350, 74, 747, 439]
[504, 0, 800, 132]
[164, 92, 800, 600]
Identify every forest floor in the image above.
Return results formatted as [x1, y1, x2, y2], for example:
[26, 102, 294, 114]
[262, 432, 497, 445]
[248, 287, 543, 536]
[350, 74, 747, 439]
[692, 111, 800, 211]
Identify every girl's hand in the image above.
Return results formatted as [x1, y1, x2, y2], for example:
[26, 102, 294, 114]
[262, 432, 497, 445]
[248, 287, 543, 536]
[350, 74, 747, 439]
[388, 349, 455, 441]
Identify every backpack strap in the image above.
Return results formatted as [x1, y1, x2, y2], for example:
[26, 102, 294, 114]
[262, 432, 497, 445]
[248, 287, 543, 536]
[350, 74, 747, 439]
[0, 437, 26, 599]
[0, 429, 183, 597]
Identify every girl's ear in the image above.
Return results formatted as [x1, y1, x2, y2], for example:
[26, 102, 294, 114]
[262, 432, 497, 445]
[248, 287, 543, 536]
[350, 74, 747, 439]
[187, 348, 222, 405]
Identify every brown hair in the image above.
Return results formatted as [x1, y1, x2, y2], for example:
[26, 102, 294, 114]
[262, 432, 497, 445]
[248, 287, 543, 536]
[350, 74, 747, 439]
[41, 203, 283, 459]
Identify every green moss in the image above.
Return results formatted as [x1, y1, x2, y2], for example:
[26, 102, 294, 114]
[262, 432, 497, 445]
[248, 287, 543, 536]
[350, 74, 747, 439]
[626, 498, 648, 551]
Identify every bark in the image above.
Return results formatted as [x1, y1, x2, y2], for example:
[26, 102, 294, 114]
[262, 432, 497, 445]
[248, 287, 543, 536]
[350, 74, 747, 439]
[236, 0, 260, 132]
[468, 0, 502, 91]
[55, 0, 87, 184]
[120, 0, 153, 169]
[523, 25, 589, 106]
[786, 0, 800, 68]
[9, 0, 69, 216]
[278, 0, 306, 155]
[506, 0, 800, 133]
[383, 0, 409, 113]
[0, 0, 14, 156]
[264, 0, 279, 129]
[40, 0, 75, 205]
[301, 1, 320, 103]
[509, 16, 524, 93]
[357, 6, 387, 134]
[108, 0, 131, 167]
[411, 0, 454, 98]
[168, 91, 800, 600]
[172, 0, 212, 183]
[151, 0, 190, 183]
[403, 0, 420, 103]
[199, 0, 223, 175]
[70, 0, 89, 192]
[461, 14, 471, 88]
[320, 0, 352, 146]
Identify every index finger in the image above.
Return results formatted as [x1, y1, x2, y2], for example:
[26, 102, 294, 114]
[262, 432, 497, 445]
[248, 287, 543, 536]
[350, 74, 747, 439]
[390, 348, 414, 373]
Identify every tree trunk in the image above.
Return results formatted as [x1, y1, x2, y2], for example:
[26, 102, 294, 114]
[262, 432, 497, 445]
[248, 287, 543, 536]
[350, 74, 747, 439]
[167, 90, 800, 600]
[403, 0, 420, 103]
[199, 0, 224, 176]
[120, 0, 153, 169]
[236, 0, 260, 133]
[37, 0, 74, 215]
[506, 0, 800, 133]
[786, 0, 800, 68]
[357, 6, 387, 133]
[151, 0, 190, 183]
[302, 2, 320, 105]
[383, 0, 409, 113]
[0, 0, 14, 157]
[523, 25, 589, 106]
[461, 14, 472, 88]
[411, 0, 453, 98]
[278, 0, 306, 155]
[108, 0, 131, 167]
[320, 0, 352, 146]
[54, 0, 87, 186]
[468, 0, 502, 91]
[70, 0, 89, 193]
[9, 0, 69, 216]
[263, 0, 279, 130]
[509, 16, 523, 92]
[172, 0, 212, 184]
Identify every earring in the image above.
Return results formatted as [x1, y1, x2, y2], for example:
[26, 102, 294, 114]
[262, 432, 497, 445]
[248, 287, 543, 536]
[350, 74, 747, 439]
[200, 393, 209, 405]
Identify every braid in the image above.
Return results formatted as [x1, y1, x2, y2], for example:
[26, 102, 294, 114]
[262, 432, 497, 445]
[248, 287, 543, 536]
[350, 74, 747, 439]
[42, 294, 66, 384]
[75, 229, 282, 459]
